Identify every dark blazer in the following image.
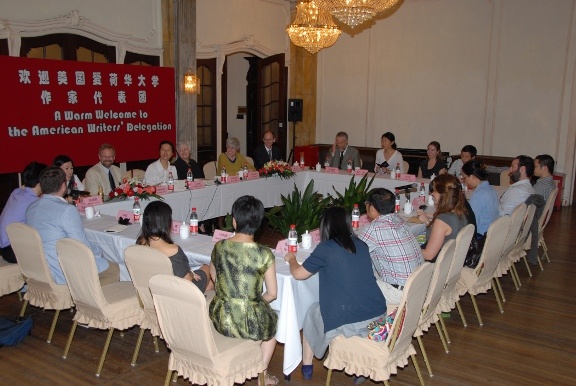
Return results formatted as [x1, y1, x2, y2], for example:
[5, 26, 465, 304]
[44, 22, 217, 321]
[173, 157, 205, 180]
[253, 144, 282, 170]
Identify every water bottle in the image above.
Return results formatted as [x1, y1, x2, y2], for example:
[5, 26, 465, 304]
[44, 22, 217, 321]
[390, 167, 396, 179]
[347, 160, 352, 174]
[324, 156, 330, 168]
[168, 172, 174, 191]
[189, 207, 198, 236]
[221, 166, 227, 183]
[395, 163, 401, 179]
[186, 167, 193, 188]
[419, 182, 426, 202]
[352, 204, 360, 232]
[395, 189, 401, 214]
[242, 162, 249, 179]
[288, 224, 298, 253]
[133, 197, 141, 222]
[300, 152, 305, 167]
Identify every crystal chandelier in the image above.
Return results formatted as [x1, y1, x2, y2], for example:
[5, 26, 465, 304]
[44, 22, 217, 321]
[316, 0, 400, 28]
[287, 0, 341, 54]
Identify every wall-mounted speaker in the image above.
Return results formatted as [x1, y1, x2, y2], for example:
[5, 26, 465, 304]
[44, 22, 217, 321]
[288, 99, 303, 122]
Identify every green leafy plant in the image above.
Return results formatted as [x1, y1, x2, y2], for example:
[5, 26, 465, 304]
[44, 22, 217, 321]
[265, 180, 331, 241]
[331, 173, 376, 214]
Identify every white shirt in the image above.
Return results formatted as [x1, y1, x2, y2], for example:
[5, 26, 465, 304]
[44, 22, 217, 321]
[144, 159, 178, 186]
[499, 179, 534, 217]
[374, 150, 404, 173]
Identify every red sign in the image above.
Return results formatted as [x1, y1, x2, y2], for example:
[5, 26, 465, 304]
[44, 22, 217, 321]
[0, 56, 176, 174]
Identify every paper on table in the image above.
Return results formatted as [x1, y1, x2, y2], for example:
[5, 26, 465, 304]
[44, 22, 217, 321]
[105, 224, 129, 233]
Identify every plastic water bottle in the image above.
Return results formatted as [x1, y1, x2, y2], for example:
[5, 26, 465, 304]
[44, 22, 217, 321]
[168, 172, 174, 191]
[352, 204, 360, 232]
[221, 166, 227, 183]
[288, 224, 298, 253]
[300, 152, 305, 167]
[395, 163, 401, 179]
[189, 207, 198, 236]
[395, 189, 401, 213]
[390, 167, 396, 179]
[419, 182, 426, 201]
[324, 156, 330, 168]
[242, 162, 249, 179]
[133, 197, 141, 222]
[347, 160, 352, 174]
[186, 167, 193, 188]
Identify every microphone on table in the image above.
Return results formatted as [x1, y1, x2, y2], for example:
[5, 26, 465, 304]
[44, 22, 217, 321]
[394, 183, 418, 191]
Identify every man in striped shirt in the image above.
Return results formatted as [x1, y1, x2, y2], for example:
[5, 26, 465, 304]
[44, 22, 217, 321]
[359, 188, 424, 305]
[533, 154, 556, 202]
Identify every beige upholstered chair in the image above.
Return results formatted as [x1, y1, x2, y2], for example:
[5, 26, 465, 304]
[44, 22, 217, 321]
[203, 161, 218, 181]
[244, 156, 255, 167]
[0, 258, 24, 297]
[324, 263, 435, 386]
[456, 216, 512, 326]
[122, 169, 146, 181]
[6, 223, 74, 343]
[149, 274, 265, 386]
[509, 204, 536, 281]
[414, 240, 456, 376]
[529, 187, 558, 268]
[403, 160, 410, 175]
[56, 238, 143, 377]
[124, 245, 173, 366]
[494, 203, 527, 299]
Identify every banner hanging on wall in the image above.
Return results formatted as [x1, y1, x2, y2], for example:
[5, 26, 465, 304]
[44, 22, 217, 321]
[0, 56, 176, 174]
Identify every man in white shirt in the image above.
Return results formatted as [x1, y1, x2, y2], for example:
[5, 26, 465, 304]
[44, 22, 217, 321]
[84, 144, 122, 196]
[499, 155, 535, 217]
[533, 154, 556, 202]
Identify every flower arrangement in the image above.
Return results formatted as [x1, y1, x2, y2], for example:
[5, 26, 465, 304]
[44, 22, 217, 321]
[258, 160, 295, 180]
[108, 177, 164, 201]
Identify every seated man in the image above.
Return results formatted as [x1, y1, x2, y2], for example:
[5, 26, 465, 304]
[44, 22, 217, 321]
[84, 143, 122, 196]
[499, 155, 535, 217]
[254, 130, 282, 170]
[0, 162, 46, 263]
[533, 154, 556, 202]
[26, 167, 119, 285]
[358, 188, 424, 305]
[326, 131, 361, 170]
[448, 144, 477, 176]
[173, 140, 204, 180]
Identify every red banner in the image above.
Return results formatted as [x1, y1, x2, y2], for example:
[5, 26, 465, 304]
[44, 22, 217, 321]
[0, 56, 176, 174]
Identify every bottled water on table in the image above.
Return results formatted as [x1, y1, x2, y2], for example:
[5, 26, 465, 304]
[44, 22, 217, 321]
[288, 224, 298, 253]
[189, 207, 198, 236]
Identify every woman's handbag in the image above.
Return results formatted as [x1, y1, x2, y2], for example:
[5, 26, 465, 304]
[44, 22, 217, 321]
[464, 233, 487, 268]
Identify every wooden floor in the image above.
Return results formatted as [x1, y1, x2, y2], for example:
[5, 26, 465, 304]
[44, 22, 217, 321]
[1, 206, 575, 385]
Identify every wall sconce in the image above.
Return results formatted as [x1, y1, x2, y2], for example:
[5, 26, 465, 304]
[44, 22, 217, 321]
[184, 70, 200, 94]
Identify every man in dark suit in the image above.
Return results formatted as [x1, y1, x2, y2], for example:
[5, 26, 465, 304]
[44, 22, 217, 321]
[254, 130, 282, 169]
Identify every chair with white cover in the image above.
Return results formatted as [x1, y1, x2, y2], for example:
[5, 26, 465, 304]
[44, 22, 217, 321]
[414, 240, 456, 376]
[455, 216, 512, 326]
[203, 161, 218, 181]
[0, 258, 24, 297]
[245, 156, 255, 167]
[494, 203, 527, 301]
[124, 245, 173, 366]
[6, 223, 74, 343]
[56, 238, 143, 377]
[508, 203, 536, 283]
[525, 187, 558, 269]
[122, 169, 146, 181]
[403, 160, 410, 175]
[149, 274, 265, 386]
[324, 263, 435, 386]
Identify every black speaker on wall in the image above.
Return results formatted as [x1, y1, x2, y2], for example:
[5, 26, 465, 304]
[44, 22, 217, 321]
[288, 99, 303, 122]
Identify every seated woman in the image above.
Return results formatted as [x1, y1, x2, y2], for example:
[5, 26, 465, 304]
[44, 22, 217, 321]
[417, 174, 469, 261]
[53, 155, 85, 202]
[209, 195, 278, 385]
[374, 132, 404, 174]
[217, 137, 256, 176]
[136, 201, 212, 292]
[461, 159, 499, 237]
[144, 140, 178, 186]
[284, 206, 386, 380]
[417, 141, 447, 178]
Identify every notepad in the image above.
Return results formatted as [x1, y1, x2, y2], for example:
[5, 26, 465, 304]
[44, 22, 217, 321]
[105, 224, 129, 233]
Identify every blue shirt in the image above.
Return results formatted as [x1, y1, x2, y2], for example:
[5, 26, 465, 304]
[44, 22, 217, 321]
[302, 237, 386, 333]
[25, 194, 108, 284]
[470, 180, 499, 235]
[0, 187, 39, 248]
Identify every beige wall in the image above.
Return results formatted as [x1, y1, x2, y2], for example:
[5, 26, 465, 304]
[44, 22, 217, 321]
[317, 0, 576, 205]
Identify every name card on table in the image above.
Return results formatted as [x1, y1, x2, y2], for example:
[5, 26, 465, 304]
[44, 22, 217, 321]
[275, 238, 289, 254]
[171, 221, 181, 234]
[155, 185, 169, 195]
[399, 174, 416, 182]
[227, 175, 240, 184]
[359, 214, 370, 226]
[309, 229, 321, 244]
[325, 167, 340, 174]
[212, 229, 234, 242]
[189, 180, 206, 190]
[245, 171, 260, 180]
[116, 210, 135, 223]
[354, 169, 368, 176]
[291, 165, 301, 173]
[82, 196, 103, 205]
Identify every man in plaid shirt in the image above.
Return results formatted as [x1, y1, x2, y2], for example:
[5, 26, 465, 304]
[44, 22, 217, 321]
[359, 188, 424, 305]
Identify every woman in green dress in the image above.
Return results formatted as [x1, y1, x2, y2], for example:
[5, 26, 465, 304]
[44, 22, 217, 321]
[209, 195, 278, 385]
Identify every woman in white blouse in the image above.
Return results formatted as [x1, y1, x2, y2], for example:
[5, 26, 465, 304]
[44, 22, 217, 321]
[374, 132, 404, 174]
[144, 140, 178, 186]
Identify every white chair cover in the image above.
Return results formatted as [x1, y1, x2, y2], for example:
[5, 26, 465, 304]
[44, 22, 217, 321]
[203, 161, 218, 181]
[508, 204, 536, 264]
[323, 263, 435, 383]
[149, 274, 264, 386]
[122, 169, 146, 181]
[496, 204, 527, 277]
[0, 258, 24, 297]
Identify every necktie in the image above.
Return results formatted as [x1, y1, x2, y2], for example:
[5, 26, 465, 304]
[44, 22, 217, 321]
[268, 149, 272, 161]
[108, 170, 115, 192]
[339, 151, 344, 168]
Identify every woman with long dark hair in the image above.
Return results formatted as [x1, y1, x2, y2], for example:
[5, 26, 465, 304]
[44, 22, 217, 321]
[374, 132, 404, 174]
[53, 154, 84, 193]
[417, 141, 447, 178]
[136, 201, 211, 292]
[284, 206, 386, 379]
